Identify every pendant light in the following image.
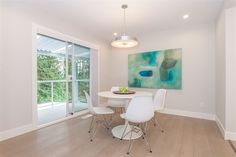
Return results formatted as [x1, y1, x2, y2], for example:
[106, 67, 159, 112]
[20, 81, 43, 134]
[111, 4, 139, 48]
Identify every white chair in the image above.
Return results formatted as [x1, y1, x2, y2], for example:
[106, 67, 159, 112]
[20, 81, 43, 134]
[84, 91, 114, 141]
[107, 86, 127, 113]
[152, 89, 167, 132]
[120, 96, 154, 154]
[108, 86, 127, 107]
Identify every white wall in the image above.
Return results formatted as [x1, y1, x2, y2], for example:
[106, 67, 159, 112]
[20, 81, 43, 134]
[215, 0, 236, 139]
[0, 4, 111, 132]
[0, 3, 4, 131]
[225, 7, 236, 134]
[110, 23, 216, 115]
[215, 7, 226, 128]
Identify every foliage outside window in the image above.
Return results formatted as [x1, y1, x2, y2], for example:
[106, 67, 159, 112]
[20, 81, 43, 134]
[37, 53, 90, 104]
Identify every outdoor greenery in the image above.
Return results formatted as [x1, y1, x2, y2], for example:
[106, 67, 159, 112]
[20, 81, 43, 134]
[37, 53, 90, 104]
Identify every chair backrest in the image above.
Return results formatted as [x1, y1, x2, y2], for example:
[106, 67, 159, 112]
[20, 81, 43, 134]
[110, 86, 119, 92]
[125, 96, 154, 123]
[153, 89, 167, 111]
[84, 91, 95, 114]
[108, 86, 126, 107]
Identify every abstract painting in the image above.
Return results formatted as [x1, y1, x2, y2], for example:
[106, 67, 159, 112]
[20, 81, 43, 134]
[128, 48, 182, 89]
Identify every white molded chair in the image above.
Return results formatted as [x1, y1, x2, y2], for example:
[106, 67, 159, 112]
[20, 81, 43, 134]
[84, 91, 114, 141]
[152, 89, 167, 132]
[121, 96, 154, 154]
[107, 86, 127, 108]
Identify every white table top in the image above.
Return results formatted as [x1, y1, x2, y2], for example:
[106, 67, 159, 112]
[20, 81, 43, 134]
[98, 91, 153, 99]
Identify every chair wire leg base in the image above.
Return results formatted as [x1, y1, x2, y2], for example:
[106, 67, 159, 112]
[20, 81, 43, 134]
[107, 114, 114, 129]
[143, 122, 148, 135]
[89, 114, 114, 141]
[120, 123, 129, 140]
[122, 123, 152, 155]
[88, 116, 95, 133]
[127, 125, 135, 155]
[142, 133, 152, 153]
[153, 114, 165, 133]
[90, 122, 98, 142]
[103, 115, 110, 130]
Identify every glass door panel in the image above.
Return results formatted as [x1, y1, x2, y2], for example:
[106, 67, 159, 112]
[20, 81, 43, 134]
[36, 34, 90, 125]
[74, 44, 90, 112]
[67, 42, 74, 115]
[37, 34, 67, 125]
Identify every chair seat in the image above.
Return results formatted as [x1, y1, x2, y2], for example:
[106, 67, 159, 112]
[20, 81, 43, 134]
[99, 102, 110, 107]
[93, 107, 114, 115]
[107, 99, 128, 108]
[109, 103, 125, 108]
[120, 113, 126, 119]
[100, 102, 125, 108]
[120, 112, 153, 123]
[154, 106, 164, 111]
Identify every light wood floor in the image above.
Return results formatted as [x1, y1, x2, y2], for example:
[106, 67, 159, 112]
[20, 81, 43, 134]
[0, 113, 235, 157]
[230, 141, 236, 152]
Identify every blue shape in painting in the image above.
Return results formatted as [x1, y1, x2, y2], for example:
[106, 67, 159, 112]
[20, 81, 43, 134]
[133, 78, 142, 87]
[168, 71, 174, 81]
[139, 70, 153, 77]
[142, 51, 158, 66]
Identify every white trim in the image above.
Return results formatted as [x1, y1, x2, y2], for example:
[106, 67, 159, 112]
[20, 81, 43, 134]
[37, 109, 89, 129]
[215, 116, 236, 140]
[32, 24, 38, 129]
[90, 48, 101, 104]
[1, 108, 235, 141]
[215, 116, 226, 139]
[71, 44, 75, 114]
[97, 49, 101, 103]
[34, 24, 99, 50]
[0, 110, 89, 142]
[225, 7, 236, 141]
[160, 108, 215, 121]
[225, 131, 236, 141]
[32, 23, 100, 127]
[0, 124, 34, 142]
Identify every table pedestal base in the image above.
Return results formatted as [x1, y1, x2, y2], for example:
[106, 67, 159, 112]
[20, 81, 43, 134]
[111, 124, 143, 140]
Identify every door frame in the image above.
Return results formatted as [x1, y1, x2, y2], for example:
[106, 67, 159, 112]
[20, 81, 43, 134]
[32, 23, 100, 129]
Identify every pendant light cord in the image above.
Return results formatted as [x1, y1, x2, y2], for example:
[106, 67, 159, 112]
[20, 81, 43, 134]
[123, 7, 126, 35]
[122, 4, 127, 35]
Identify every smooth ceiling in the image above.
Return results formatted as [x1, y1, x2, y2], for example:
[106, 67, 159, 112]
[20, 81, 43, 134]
[2, 0, 224, 41]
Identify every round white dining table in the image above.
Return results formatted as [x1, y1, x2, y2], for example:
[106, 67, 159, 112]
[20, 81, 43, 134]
[98, 90, 153, 140]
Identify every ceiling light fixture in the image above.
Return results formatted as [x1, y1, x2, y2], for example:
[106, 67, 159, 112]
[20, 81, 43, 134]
[183, 14, 189, 19]
[111, 4, 138, 48]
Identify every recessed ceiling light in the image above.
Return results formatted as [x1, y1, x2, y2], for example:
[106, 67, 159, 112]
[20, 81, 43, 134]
[183, 14, 189, 19]
[113, 32, 118, 36]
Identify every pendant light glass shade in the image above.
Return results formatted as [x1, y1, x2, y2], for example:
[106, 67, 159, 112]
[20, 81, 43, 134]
[111, 35, 138, 48]
[111, 4, 138, 48]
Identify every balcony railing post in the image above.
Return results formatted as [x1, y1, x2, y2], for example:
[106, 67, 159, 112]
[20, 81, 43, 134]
[51, 81, 54, 106]
[37, 79, 89, 107]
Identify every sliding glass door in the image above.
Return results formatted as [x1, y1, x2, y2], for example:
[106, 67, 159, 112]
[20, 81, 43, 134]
[36, 34, 90, 125]
[74, 44, 90, 113]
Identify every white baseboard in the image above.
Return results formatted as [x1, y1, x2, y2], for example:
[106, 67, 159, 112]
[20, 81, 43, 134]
[225, 131, 236, 141]
[0, 110, 89, 142]
[37, 110, 89, 129]
[215, 116, 226, 139]
[0, 124, 34, 142]
[1, 109, 235, 142]
[213, 116, 236, 141]
[161, 108, 215, 121]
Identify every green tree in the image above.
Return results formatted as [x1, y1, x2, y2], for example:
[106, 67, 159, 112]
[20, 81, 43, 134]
[37, 54, 90, 104]
[37, 54, 66, 104]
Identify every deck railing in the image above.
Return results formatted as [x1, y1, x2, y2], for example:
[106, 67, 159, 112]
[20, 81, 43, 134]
[37, 79, 89, 106]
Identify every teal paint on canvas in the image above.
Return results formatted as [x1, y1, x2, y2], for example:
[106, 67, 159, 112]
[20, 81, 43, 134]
[128, 48, 182, 89]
